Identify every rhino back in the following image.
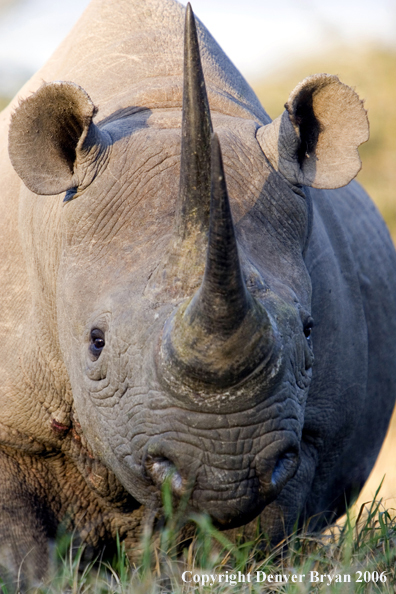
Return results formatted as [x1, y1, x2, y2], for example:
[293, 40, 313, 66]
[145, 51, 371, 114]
[3, 0, 269, 124]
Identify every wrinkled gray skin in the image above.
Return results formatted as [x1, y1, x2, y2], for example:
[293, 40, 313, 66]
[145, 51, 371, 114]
[1, 0, 396, 589]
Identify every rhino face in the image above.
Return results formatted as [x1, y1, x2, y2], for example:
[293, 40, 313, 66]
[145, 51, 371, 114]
[53, 114, 311, 526]
[8, 6, 367, 527]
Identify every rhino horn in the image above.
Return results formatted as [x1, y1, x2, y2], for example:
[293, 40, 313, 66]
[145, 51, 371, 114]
[188, 133, 249, 335]
[160, 134, 274, 390]
[175, 2, 213, 240]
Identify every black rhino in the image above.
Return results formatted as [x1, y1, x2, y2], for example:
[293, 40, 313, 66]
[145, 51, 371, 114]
[1, 0, 395, 588]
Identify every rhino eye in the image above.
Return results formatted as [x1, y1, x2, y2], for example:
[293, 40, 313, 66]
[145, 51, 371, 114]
[89, 328, 105, 358]
[303, 318, 314, 339]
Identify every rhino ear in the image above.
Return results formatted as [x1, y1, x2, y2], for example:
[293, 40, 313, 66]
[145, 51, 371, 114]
[9, 81, 109, 196]
[256, 74, 369, 189]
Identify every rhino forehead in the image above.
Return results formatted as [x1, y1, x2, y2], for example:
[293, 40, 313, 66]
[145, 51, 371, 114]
[59, 111, 308, 276]
[69, 112, 266, 216]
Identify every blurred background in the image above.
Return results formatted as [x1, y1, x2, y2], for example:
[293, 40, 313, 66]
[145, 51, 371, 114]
[0, 0, 395, 511]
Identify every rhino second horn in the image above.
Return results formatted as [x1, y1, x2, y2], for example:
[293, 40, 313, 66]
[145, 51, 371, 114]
[175, 2, 213, 240]
[160, 134, 274, 390]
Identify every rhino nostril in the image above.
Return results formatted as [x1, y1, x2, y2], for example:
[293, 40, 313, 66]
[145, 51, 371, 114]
[256, 443, 300, 498]
[271, 448, 299, 490]
[145, 455, 184, 496]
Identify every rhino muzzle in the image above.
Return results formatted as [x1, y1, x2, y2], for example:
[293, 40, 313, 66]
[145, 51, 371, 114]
[142, 434, 300, 527]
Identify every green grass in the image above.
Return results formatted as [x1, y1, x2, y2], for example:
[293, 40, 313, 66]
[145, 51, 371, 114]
[9, 482, 394, 594]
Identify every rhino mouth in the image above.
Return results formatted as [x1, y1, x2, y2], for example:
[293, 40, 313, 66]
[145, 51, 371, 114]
[139, 433, 300, 527]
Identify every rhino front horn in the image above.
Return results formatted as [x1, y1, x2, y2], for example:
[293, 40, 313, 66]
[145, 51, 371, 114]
[159, 134, 274, 390]
[175, 2, 212, 240]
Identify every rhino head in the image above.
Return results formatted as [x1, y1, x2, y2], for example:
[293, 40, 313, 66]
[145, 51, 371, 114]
[8, 5, 368, 529]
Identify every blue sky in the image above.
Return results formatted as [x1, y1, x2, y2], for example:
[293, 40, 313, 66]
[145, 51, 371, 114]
[0, 0, 394, 96]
